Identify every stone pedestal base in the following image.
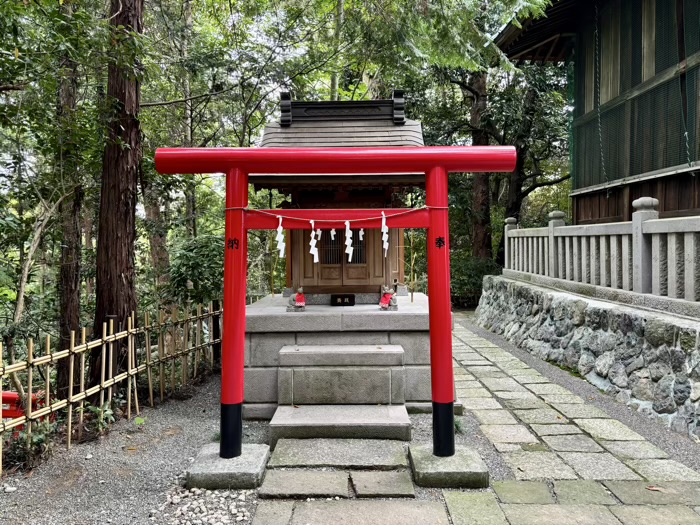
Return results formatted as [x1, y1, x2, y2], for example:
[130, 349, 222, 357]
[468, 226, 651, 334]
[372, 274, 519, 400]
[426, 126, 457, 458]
[409, 444, 488, 488]
[186, 443, 269, 489]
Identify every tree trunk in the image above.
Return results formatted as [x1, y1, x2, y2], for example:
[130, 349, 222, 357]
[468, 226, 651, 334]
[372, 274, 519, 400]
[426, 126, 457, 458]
[182, 0, 197, 238]
[329, 0, 344, 101]
[90, 0, 143, 385]
[469, 70, 492, 259]
[57, 0, 82, 398]
[142, 178, 171, 290]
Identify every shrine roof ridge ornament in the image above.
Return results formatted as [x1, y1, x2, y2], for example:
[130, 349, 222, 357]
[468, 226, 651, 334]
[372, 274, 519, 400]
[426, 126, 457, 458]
[280, 90, 405, 126]
[154, 145, 517, 176]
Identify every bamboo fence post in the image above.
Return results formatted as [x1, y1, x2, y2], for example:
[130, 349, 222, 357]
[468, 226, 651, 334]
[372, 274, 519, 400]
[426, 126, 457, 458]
[170, 307, 177, 393]
[182, 313, 189, 386]
[1, 341, 4, 475]
[194, 304, 202, 377]
[131, 312, 140, 416]
[27, 338, 34, 445]
[67, 331, 75, 449]
[127, 316, 132, 420]
[107, 319, 114, 407]
[158, 310, 165, 403]
[44, 335, 51, 409]
[99, 322, 106, 423]
[145, 311, 154, 408]
[78, 328, 86, 442]
[208, 302, 214, 368]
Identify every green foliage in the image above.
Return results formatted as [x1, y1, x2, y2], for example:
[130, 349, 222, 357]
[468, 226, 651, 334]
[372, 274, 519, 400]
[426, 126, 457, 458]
[4, 420, 56, 470]
[451, 254, 502, 306]
[168, 235, 225, 304]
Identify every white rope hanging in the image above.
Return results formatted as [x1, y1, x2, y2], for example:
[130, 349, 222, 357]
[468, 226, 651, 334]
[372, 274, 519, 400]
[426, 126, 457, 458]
[275, 216, 286, 258]
[381, 212, 389, 257]
[344, 221, 353, 262]
[308, 220, 319, 263]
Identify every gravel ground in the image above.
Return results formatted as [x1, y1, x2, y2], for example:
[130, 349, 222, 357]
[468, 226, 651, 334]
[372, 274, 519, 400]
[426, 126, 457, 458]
[458, 311, 700, 473]
[0, 375, 266, 525]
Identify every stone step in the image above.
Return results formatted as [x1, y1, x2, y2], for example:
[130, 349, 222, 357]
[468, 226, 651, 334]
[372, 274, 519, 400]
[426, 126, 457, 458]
[259, 470, 350, 499]
[269, 405, 412, 447]
[279, 344, 404, 366]
[268, 438, 408, 470]
[278, 345, 406, 405]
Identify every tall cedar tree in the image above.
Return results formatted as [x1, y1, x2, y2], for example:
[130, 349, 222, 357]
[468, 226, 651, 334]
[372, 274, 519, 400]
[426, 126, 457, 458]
[57, 0, 83, 398]
[90, 0, 143, 384]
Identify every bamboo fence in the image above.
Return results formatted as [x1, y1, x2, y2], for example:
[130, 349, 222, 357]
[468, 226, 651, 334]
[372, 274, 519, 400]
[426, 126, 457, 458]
[0, 303, 222, 475]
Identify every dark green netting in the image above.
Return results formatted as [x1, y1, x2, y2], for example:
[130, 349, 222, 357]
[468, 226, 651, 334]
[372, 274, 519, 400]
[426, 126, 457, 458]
[571, 1, 698, 191]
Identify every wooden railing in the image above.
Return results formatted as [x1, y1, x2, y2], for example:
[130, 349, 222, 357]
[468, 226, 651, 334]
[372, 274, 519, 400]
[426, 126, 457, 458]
[504, 198, 699, 302]
[0, 303, 221, 474]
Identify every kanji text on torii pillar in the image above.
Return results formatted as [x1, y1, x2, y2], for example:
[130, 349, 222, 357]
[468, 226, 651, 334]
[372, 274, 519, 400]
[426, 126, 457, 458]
[154, 146, 516, 458]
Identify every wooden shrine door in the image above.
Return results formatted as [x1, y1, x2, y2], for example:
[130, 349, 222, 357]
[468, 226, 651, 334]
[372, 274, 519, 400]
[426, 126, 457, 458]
[293, 229, 388, 290]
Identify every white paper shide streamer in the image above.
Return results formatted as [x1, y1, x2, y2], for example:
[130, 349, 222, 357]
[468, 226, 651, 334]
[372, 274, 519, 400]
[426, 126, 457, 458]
[275, 216, 286, 258]
[344, 221, 353, 262]
[308, 220, 319, 263]
[330, 228, 336, 240]
[381, 212, 389, 257]
[359, 228, 364, 241]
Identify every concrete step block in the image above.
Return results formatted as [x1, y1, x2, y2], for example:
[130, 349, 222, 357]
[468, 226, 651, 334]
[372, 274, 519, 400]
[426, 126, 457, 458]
[279, 344, 404, 366]
[268, 438, 408, 470]
[269, 405, 412, 447]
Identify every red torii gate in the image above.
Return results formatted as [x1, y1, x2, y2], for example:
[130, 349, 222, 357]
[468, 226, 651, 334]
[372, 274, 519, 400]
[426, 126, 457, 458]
[155, 146, 516, 458]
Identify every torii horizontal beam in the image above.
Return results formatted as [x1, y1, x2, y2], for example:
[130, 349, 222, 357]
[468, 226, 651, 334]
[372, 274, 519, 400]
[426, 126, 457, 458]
[155, 146, 516, 175]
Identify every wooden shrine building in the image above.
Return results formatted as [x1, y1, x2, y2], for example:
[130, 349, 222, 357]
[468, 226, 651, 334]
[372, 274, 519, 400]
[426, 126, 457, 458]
[251, 91, 423, 294]
[497, 0, 700, 224]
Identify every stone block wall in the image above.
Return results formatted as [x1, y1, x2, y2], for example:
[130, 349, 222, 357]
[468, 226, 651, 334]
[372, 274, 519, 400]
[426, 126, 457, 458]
[477, 275, 700, 437]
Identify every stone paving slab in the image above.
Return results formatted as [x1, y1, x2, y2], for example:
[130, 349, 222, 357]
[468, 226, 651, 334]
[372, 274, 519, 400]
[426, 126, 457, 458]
[462, 397, 504, 410]
[494, 443, 523, 452]
[503, 452, 578, 480]
[290, 500, 450, 525]
[500, 504, 622, 525]
[542, 435, 603, 453]
[268, 439, 408, 470]
[541, 395, 585, 404]
[480, 425, 539, 444]
[472, 410, 518, 425]
[460, 388, 494, 398]
[259, 470, 350, 499]
[455, 380, 484, 389]
[252, 501, 295, 525]
[494, 391, 539, 400]
[525, 383, 572, 396]
[603, 481, 700, 505]
[559, 452, 642, 480]
[530, 424, 583, 436]
[502, 398, 549, 410]
[574, 419, 645, 441]
[492, 481, 555, 504]
[514, 408, 567, 425]
[480, 378, 528, 392]
[350, 471, 415, 498]
[409, 444, 489, 488]
[599, 440, 670, 460]
[512, 375, 551, 384]
[552, 403, 609, 419]
[444, 491, 508, 525]
[610, 504, 700, 524]
[624, 459, 700, 481]
[552, 480, 617, 505]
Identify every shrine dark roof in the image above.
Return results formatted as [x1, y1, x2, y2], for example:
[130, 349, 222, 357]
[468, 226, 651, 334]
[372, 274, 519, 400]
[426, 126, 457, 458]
[259, 90, 424, 148]
[495, 0, 581, 62]
[251, 91, 426, 192]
